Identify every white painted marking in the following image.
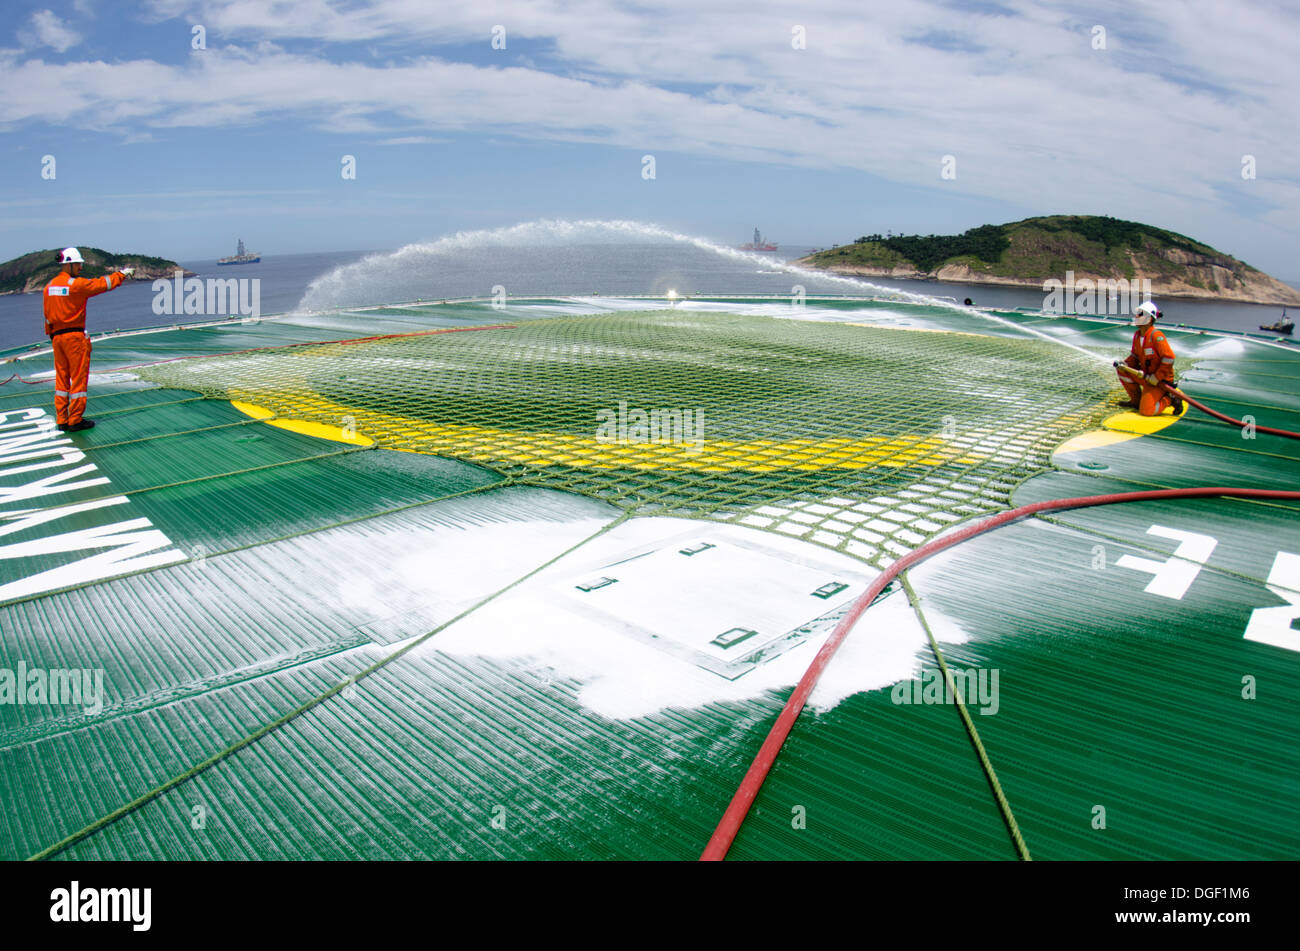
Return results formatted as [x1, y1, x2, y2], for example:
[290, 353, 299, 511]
[0, 519, 187, 601]
[0, 495, 132, 539]
[0, 464, 109, 506]
[1115, 525, 1217, 599]
[0, 406, 186, 602]
[1244, 552, 1300, 652]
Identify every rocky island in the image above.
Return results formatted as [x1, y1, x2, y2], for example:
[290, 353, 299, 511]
[0, 247, 193, 295]
[797, 215, 1300, 306]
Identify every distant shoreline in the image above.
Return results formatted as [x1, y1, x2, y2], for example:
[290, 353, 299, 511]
[794, 259, 1300, 307]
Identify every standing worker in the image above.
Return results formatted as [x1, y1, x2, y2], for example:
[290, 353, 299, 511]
[43, 248, 133, 431]
[1117, 300, 1183, 417]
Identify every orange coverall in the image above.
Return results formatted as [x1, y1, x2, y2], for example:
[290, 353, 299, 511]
[43, 269, 125, 425]
[1118, 323, 1177, 416]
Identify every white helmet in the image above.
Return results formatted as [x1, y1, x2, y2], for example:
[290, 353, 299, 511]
[1135, 300, 1162, 324]
[60, 247, 84, 264]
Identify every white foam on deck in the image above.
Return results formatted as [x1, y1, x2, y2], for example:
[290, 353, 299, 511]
[414, 516, 971, 720]
[1191, 337, 1246, 358]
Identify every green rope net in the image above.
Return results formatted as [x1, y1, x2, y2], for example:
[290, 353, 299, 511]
[136, 310, 1115, 567]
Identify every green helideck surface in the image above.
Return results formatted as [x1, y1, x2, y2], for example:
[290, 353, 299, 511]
[0, 297, 1297, 860]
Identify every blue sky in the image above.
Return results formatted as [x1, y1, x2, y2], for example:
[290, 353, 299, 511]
[1, 0, 1297, 278]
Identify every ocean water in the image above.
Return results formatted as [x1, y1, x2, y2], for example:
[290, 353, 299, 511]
[0, 221, 1294, 353]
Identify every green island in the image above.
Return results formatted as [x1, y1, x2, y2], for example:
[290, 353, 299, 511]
[797, 215, 1300, 305]
[0, 247, 191, 296]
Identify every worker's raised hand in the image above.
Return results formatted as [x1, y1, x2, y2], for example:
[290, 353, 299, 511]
[120, 267, 135, 277]
[1146, 374, 1158, 386]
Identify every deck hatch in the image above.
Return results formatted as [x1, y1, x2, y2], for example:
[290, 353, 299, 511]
[711, 627, 759, 649]
[811, 581, 848, 599]
[559, 532, 870, 679]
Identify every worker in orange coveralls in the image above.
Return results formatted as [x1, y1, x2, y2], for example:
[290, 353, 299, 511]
[42, 248, 132, 431]
[1118, 300, 1184, 417]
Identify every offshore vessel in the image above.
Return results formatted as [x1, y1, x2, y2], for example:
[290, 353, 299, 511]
[217, 238, 260, 265]
[0, 292, 1297, 861]
[1261, 308, 1294, 334]
[739, 227, 778, 251]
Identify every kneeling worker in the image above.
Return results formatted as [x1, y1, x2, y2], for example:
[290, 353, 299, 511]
[1117, 300, 1183, 417]
[43, 247, 133, 431]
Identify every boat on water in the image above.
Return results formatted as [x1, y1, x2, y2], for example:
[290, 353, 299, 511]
[217, 238, 261, 265]
[739, 227, 778, 251]
[1261, 308, 1294, 334]
[0, 292, 1297, 860]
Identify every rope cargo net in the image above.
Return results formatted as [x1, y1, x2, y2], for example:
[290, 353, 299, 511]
[135, 310, 1116, 567]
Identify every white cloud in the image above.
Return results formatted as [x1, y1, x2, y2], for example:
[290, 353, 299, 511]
[21, 10, 82, 53]
[6, 1, 1300, 265]
[376, 136, 446, 145]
